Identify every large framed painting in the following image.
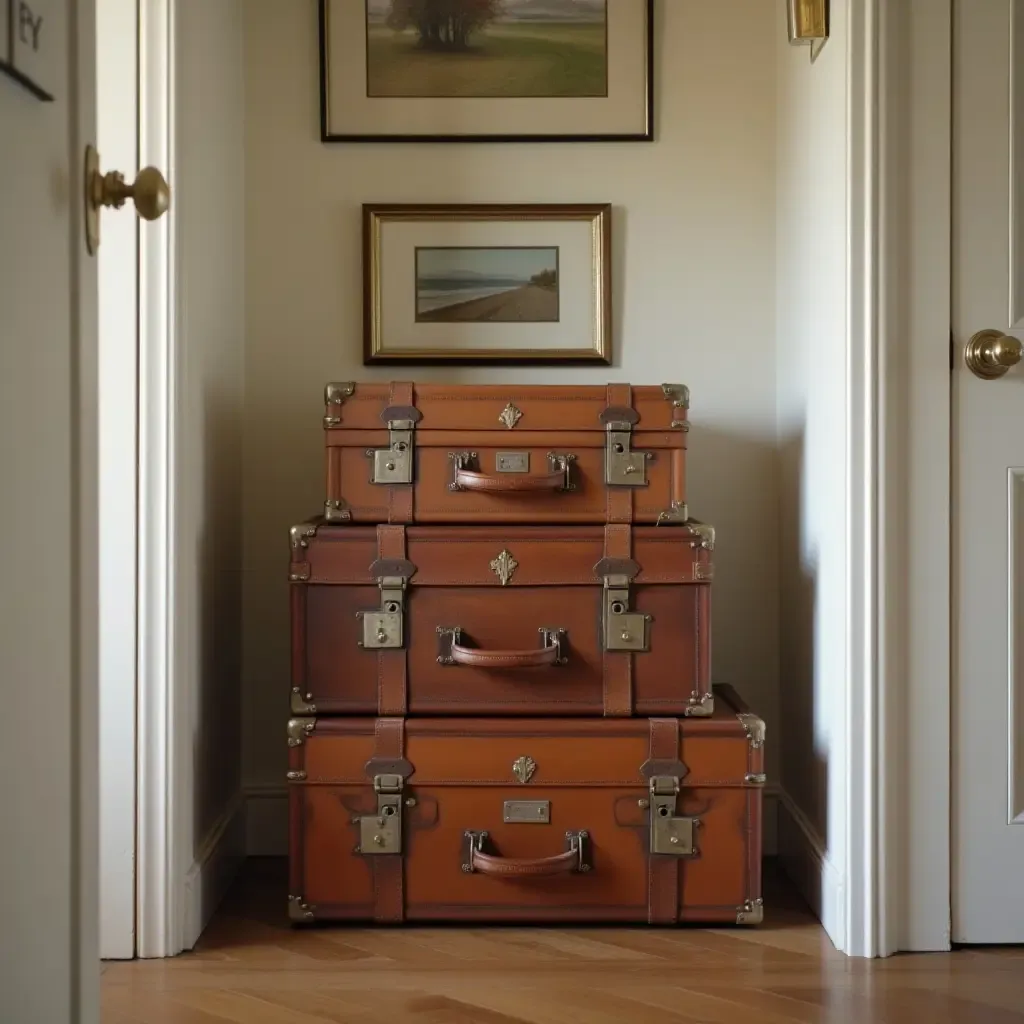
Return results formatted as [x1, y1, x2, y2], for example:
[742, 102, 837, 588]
[319, 0, 653, 142]
[363, 203, 611, 365]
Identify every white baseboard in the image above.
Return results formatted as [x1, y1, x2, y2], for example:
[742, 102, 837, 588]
[182, 791, 245, 949]
[777, 788, 844, 946]
[245, 784, 780, 858]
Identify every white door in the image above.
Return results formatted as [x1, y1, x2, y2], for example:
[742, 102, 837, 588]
[953, 0, 1024, 943]
[0, 0, 100, 1019]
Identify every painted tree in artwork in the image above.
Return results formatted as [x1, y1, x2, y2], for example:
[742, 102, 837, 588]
[387, 0, 503, 50]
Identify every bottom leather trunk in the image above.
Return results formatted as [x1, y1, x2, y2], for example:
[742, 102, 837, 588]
[287, 683, 765, 926]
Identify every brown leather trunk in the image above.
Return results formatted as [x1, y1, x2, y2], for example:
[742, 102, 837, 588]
[286, 683, 764, 926]
[322, 381, 689, 526]
[289, 518, 715, 719]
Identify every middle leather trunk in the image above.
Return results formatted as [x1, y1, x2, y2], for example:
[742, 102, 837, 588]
[289, 518, 714, 718]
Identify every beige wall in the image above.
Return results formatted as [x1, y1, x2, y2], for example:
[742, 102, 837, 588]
[176, 0, 247, 908]
[242, 0, 780, 844]
[775, 0, 849, 934]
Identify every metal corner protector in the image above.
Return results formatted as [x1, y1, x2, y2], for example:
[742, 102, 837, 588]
[290, 521, 319, 553]
[684, 692, 715, 717]
[288, 894, 316, 922]
[291, 688, 316, 715]
[661, 383, 690, 409]
[687, 520, 715, 550]
[737, 713, 766, 750]
[736, 898, 764, 925]
[324, 498, 352, 523]
[656, 501, 689, 525]
[287, 717, 316, 747]
[324, 381, 355, 406]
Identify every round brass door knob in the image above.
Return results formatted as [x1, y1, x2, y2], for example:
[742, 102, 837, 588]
[94, 164, 171, 221]
[964, 329, 1023, 380]
[84, 144, 171, 255]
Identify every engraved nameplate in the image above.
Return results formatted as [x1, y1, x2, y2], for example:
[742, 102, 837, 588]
[496, 452, 530, 473]
[503, 799, 550, 823]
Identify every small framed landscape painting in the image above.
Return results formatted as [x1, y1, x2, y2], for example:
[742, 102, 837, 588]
[319, 0, 653, 142]
[363, 203, 611, 365]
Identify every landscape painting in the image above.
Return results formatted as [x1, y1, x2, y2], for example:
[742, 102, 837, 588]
[365, 0, 608, 98]
[415, 246, 560, 323]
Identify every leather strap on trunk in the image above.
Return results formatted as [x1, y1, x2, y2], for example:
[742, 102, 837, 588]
[369, 717, 406, 924]
[388, 381, 415, 525]
[605, 383, 634, 525]
[376, 525, 408, 716]
[647, 717, 681, 925]
[602, 524, 633, 716]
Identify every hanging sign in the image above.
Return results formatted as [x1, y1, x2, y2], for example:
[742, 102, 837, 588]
[0, 0, 56, 102]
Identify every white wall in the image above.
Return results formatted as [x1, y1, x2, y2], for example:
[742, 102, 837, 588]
[174, 0, 247, 941]
[242, 0, 781, 852]
[774, 1, 850, 942]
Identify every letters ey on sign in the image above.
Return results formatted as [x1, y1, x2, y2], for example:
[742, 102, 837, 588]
[0, 0, 55, 102]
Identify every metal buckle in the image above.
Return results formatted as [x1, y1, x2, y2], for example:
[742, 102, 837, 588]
[355, 774, 405, 856]
[649, 775, 698, 856]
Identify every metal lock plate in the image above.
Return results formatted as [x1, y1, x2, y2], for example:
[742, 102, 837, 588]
[603, 580, 650, 652]
[371, 425, 414, 485]
[649, 776, 697, 856]
[357, 774, 404, 855]
[503, 800, 550, 824]
[358, 578, 406, 650]
[496, 451, 529, 473]
[606, 428, 650, 487]
[361, 609, 403, 649]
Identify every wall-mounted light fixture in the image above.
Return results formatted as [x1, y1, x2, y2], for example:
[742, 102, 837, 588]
[787, 0, 829, 61]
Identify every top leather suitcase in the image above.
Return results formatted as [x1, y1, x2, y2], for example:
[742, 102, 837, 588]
[322, 381, 689, 526]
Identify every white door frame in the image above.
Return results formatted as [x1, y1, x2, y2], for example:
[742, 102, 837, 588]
[849, 0, 954, 956]
[97, 0, 140, 961]
[134, 0, 184, 960]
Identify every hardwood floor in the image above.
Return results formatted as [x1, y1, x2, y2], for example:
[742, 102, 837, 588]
[102, 859, 1024, 1023]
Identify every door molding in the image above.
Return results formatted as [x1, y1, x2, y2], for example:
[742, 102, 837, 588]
[135, 0, 184, 959]
[848, 0, 953, 956]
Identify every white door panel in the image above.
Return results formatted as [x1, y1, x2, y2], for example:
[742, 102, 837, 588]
[953, 0, 1024, 943]
[0, 0, 100, 1019]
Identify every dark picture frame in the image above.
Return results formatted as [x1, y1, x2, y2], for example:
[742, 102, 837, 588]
[363, 202, 612, 366]
[319, 0, 654, 143]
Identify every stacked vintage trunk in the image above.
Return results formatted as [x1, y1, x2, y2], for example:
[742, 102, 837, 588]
[286, 383, 765, 926]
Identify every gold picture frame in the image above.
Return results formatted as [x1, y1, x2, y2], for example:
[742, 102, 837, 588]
[363, 203, 612, 366]
[787, 0, 829, 60]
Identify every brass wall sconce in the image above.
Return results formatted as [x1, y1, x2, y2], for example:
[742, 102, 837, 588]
[787, 0, 829, 61]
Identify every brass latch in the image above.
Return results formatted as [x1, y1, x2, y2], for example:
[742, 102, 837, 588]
[355, 774, 405, 855]
[649, 775, 698, 856]
[368, 415, 416, 485]
[357, 576, 406, 650]
[604, 419, 651, 487]
[602, 574, 651, 652]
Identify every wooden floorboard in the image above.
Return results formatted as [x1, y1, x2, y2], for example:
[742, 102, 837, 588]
[102, 859, 1024, 1023]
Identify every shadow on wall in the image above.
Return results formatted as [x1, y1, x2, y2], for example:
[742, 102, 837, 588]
[776, 427, 830, 895]
[191, 378, 245, 856]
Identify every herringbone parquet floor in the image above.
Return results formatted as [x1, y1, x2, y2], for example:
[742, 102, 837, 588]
[101, 859, 1024, 1023]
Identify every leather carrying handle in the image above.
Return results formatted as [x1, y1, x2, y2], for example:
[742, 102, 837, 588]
[464, 831, 589, 877]
[440, 628, 567, 669]
[454, 468, 566, 494]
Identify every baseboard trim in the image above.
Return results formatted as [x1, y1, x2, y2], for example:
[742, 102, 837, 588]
[777, 788, 844, 947]
[245, 783, 781, 858]
[183, 791, 245, 950]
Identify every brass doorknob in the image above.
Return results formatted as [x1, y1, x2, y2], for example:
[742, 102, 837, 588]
[83, 143, 171, 255]
[964, 330, 1023, 380]
[93, 165, 171, 221]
